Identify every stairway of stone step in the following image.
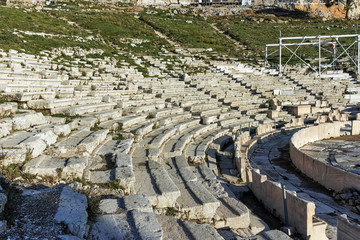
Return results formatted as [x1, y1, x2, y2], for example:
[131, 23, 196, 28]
[127, 108, 255, 230]
[85, 139, 135, 192]
[92, 194, 163, 240]
[207, 135, 271, 237]
[157, 215, 224, 240]
[133, 159, 180, 208]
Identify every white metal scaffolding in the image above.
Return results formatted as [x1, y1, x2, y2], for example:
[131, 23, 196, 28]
[265, 34, 360, 76]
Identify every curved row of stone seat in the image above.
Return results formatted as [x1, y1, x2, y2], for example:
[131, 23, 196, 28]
[286, 68, 359, 108]
[94, 193, 226, 240]
[211, 61, 356, 121]
[3, 49, 359, 239]
[231, 118, 360, 239]
[120, 103, 254, 230]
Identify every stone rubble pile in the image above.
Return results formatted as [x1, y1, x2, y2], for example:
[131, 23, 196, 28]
[334, 188, 360, 214]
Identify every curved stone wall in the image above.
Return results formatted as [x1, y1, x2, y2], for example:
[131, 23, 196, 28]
[234, 121, 328, 240]
[289, 121, 360, 192]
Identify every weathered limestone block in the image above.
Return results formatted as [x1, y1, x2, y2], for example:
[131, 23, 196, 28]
[315, 115, 328, 124]
[58, 129, 108, 156]
[54, 186, 88, 238]
[267, 110, 279, 119]
[114, 152, 132, 168]
[285, 118, 304, 128]
[356, 113, 360, 120]
[136, 160, 180, 208]
[260, 230, 292, 240]
[0, 131, 47, 165]
[12, 112, 47, 130]
[24, 156, 88, 179]
[53, 124, 71, 137]
[293, 105, 311, 116]
[78, 117, 97, 128]
[256, 123, 273, 135]
[23, 136, 47, 158]
[61, 157, 88, 179]
[0, 119, 12, 138]
[34, 129, 57, 146]
[0, 102, 17, 117]
[123, 194, 152, 213]
[214, 197, 250, 229]
[352, 120, 360, 135]
[182, 221, 224, 240]
[90, 214, 134, 240]
[99, 199, 120, 214]
[129, 210, 163, 240]
[115, 167, 135, 190]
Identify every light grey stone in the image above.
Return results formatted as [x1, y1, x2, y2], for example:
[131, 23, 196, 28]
[114, 153, 132, 168]
[130, 210, 163, 240]
[34, 129, 57, 145]
[24, 156, 87, 179]
[54, 186, 88, 238]
[53, 124, 71, 136]
[123, 194, 152, 213]
[90, 214, 134, 240]
[99, 199, 119, 214]
[183, 221, 224, 240]
[12, 112, 47, 130]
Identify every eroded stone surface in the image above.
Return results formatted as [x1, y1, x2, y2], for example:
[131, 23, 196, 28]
[54, 186, 88, 238]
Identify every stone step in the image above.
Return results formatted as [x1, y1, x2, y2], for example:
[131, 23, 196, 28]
[85, 108, 123, 122]
[214, 197, 250, 229]
[188, 124, 218, 139]
[118, 115, 147, 130]
[162, 134, 193, 158]
[99, 115, 147, 130]
[0, 131, 48, 165]
[146, 127, 178, 149]
[12, 112, 48, 130]
[99, 194, 153, 214]
[182, 221, 224, 240]
[89, 157, 135, 192]
[57, 129, 109, 157]
[5, 91, 56, 101]
[54, 186, 88, 238]
[157, 215, 224, 240]
[90, 210, 163, 240]
[185, 103, 222, 113]
[157, 113, 192, 127]
[24, 155, 87, 179]
[87, 140, 135, 190]
[196, 163, 217, 181]
[134, 160, 180, 208]
[186, 129, 229, 165]
[149, 107, 183, 118]
[66, 103, 117, 116]
[159, 156, 221, 218]
[174, 180, 220, 220]
[124, 104, 163, 115]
